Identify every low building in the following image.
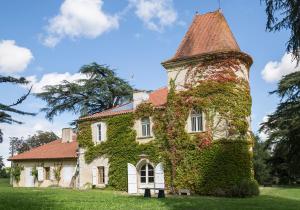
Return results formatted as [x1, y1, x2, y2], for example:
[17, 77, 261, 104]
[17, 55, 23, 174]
[8, 129, 78, 188]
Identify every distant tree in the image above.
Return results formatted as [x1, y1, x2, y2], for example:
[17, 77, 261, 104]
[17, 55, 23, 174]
[262, 0, 300, 63]
[0, 156, 9, 178]
[0, 76, 35, 142]
[0, 156, 4, 170]
[260, 71, 300, 184]
[253, 135, 271, 184]
[9, 131, 58, 154]
[36, 63, 133, 120]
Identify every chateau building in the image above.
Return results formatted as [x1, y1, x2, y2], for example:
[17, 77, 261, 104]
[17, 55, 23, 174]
[9, 10, 254, 195]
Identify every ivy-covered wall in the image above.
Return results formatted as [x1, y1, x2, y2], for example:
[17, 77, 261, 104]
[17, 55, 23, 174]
[77, 113, 159, 191]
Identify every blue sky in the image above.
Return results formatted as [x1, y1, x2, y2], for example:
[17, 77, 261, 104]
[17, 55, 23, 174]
[0, 0, 298, 165]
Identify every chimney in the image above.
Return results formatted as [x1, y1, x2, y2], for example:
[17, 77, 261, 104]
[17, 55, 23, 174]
[133, 90, 150, 109]
[62, 128, 73, 143]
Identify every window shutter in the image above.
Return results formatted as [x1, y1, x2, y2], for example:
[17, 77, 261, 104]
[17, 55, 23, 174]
[50, 167, 55, 181]
[91, 123, 97, 143]
[127, 163, 137, 194]
[154, 163, 165, 189]
[92, 166, 97, 185]
[101, 122, 107, 142]
[37, 167, 44, 182]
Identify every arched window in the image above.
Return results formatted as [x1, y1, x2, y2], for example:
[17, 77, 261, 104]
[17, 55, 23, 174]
[191, 109, 203, 132]
[141, 117, 151, 137]
[140, 163, 154, 184]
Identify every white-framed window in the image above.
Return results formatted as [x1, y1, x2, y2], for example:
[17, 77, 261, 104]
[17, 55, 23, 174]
[191, 109, 203, 132]
[141, 117, 151, 137]
[97, 124, 102, 142]
[91, 122, 107, 143]
[140, 163, 154, 184]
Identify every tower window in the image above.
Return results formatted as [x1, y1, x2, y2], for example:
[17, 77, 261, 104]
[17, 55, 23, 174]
[191, 109, 203, 132]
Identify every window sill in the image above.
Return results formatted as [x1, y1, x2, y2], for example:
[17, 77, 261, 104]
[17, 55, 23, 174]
[188, 131, 205, 134]
[137, 136, 153, 140]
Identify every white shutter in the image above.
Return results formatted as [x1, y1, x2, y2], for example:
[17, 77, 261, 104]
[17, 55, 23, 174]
[37, 167, 44, 182]
[91, 123, 97, 143]
[101, 122, 107, 142]
[127, 163, 137, 194]
[50, 167, 55, 181]
[92, 166, 97, 185]
[155, 163, 165, 189]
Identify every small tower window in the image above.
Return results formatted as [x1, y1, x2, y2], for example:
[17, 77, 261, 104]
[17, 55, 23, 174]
[141, 117, 151, 137]
[191, 109, 203, 132]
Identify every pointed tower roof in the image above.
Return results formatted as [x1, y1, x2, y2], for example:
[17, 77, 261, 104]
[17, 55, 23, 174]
[164, 10, 243, 63]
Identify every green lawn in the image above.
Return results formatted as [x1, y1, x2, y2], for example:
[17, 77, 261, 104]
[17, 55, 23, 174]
[0, 179, 300, 210]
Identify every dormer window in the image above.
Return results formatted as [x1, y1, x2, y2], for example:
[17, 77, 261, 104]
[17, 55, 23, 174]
[141, 117, 151, 137]
[191, 109, 203, 132]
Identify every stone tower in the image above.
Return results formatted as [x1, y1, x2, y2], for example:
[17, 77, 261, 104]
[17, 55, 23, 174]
[160, 11, 256, 194]
[162, 10, 253, 140]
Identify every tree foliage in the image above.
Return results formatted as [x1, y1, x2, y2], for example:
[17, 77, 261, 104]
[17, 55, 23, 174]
[9, 131, 58, 154]
[260, 71, 300, 183]
[252, 135, 271, 184]
[0, 76, 35, 143]
[36, 63, 133, 120]
[262, 0, 300, 62]
[0, 156, 4, 170]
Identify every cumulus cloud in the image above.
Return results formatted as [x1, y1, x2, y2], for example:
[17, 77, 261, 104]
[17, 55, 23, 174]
[27, 72, 87, 93]
[42, 0, 119, 47]
[262, 53, 300, 82]
[129, 0, 177, 32]
[0, 40, 33, 73]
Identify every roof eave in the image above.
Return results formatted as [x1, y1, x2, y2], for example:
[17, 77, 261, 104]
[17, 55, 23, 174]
[161, 50, 253, 69]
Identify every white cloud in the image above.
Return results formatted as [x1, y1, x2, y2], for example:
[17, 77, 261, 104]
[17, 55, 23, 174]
[129, 0, 177, 32]
[42, 0, 119, 47]
[26, 72, 87, 93]
[262, 53, 300, 82]
[0, 40, 33, 73]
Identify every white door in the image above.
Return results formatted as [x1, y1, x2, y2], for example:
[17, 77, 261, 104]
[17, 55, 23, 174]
[25, 167, 34, 187]
[63, 165, 74, 184]
[127, 163, 137, 194]
[155, 163, 165, 189]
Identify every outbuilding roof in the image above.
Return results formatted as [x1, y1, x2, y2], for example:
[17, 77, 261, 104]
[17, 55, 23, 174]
[8, 139, 78, 161]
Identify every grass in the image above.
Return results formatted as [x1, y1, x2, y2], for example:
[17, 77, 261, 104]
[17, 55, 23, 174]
[0, 179, 300, 210]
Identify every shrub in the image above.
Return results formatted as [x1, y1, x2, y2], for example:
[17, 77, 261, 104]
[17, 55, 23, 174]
[230, 179, 260, 197]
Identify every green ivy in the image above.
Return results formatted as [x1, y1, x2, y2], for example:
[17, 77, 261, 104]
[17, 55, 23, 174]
[77, 56, 257, 196]
[78, 113, 160, 191]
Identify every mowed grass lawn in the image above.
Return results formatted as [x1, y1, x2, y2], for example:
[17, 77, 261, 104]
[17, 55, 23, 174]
[0, 179, 300, 210]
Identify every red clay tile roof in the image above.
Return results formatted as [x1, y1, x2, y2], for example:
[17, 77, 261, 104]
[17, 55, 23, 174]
[148, 87, 168, 107]
[8, 139, 78, 161]
[166, 11, 240, 63]
[80, 87, 169, 120]
[80, 109, 134, 120]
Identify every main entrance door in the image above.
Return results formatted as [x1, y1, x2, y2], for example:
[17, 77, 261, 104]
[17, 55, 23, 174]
[25, 167, 34, 187]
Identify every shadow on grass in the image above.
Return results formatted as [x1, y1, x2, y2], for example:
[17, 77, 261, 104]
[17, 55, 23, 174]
[130, 194, 300, 210]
